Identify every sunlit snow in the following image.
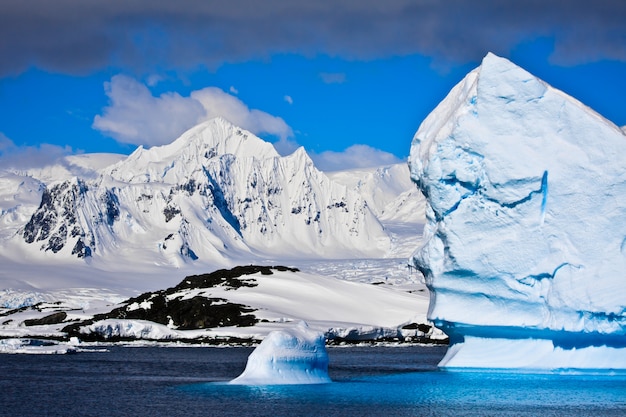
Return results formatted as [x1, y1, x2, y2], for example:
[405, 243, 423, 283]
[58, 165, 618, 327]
[409, 52, 626, 369]
[0, 122, 430, 346]
[230, 321, 331, 385]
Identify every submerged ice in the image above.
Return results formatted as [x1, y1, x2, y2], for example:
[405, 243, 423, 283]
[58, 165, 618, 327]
[409, 53, 626, 369]
[230, 322, 331, 385]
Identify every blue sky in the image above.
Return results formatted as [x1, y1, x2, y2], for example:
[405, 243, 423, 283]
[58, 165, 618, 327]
[0, 1, 625, 171]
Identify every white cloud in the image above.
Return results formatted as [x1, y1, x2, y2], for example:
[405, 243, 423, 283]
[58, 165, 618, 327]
[311, 144, 402, 172]
[93, 76, 293, 147]
[93, 75, 204, 146]
[229, 86, 239, 94]
[0, 132, 74, 170]
[284, 95, 293, 105]
[191, 87, 293, 140]
[145, 74, 164, 87]
[621, 125, 626, 135]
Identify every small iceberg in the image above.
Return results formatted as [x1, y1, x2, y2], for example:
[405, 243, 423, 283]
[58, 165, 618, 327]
[0, 338, 78, 355]
[230, 322, 331, 385]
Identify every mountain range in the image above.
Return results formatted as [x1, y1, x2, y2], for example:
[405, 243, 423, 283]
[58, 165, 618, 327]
[0, 118, 424, 293]
[0, 119, 429, 345]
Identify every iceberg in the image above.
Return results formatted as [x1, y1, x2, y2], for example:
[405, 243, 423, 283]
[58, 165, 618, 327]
[0, 338, 77, 355]
[230, 322, 331, 385]
[81, 319, 181, 340]
[409, 53, 626, 369]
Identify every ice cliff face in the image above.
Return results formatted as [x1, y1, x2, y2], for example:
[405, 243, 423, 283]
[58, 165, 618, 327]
[409, 53, 626, 369]
[18, 118, 389, 265]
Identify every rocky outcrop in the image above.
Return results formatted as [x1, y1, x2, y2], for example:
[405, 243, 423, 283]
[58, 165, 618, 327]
[63, 265, 298, 340]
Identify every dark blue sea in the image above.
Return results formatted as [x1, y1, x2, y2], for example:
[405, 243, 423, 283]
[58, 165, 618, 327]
[1, 345, 625, 416]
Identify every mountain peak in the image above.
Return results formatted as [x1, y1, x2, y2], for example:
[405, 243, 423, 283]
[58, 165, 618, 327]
[154, 117, 279, 161]
[11, 112, 392, 265]
[106, 118, 280, 183]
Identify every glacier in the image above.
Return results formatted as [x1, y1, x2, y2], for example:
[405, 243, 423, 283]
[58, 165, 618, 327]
[230, 321, 331, 385]
[409, 52, 626, 369]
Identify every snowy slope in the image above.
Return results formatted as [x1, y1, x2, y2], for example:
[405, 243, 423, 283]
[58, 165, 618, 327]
[0, 117, 430, 347]
[0, 267, 434, 344]
[0, 118, 391, 282]
[0, 172, 45, 240]
[0, 154, 123, 244]
[409, 52, 626, 369]
[101, 118, 390, 259]
[328, 163, 426, 259]
[328, 163, 425, 223]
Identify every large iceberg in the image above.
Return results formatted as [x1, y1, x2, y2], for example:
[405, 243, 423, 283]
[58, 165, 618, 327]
[409, 53, 626, 369]
[230, 322, 331, 385]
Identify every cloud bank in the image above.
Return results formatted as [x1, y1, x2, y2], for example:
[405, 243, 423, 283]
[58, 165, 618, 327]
[0, 133, 74, 170]
[93, 75, 292, 147]
[312, 144, 402, 172]
[1, 0, 624, 75]
[92, 80, 396, 169]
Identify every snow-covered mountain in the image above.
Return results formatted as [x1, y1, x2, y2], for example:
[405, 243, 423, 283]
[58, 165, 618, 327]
[328, 163, 425, 224]
[328, 164, 427, 258]
[410, 52, 626, 369]
[6, 118, 392, 269]
[0, 118, 427, 294]
[0, 117, 429, 346]
[0, 265, 437, 347]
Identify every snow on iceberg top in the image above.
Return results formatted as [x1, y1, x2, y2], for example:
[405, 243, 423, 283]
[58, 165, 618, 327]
[230, 321, 331, 385]
[409, 52, 626, 339]
[411, 52, 623, 187]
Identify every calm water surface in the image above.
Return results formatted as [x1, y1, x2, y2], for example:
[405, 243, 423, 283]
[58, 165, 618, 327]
[1, 345, 625, 416]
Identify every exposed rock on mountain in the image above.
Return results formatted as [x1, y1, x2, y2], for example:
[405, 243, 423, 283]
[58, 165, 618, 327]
[17, 118, 390, 266]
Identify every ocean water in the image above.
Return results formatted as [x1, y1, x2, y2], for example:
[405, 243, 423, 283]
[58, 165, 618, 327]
[1, 345, 625, 416]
